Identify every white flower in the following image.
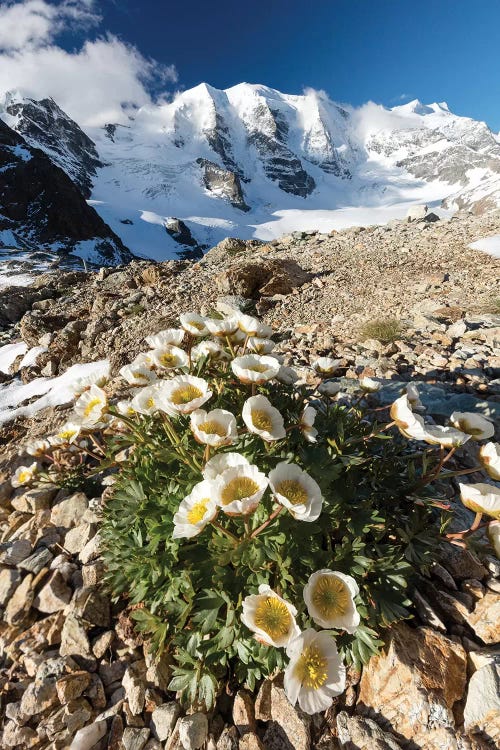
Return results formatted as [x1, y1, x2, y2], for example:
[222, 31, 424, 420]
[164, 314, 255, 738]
[119, 362, 157, 386]
[236, 313, 262, 336]
[390, 395, 431, 441]
[11, 462, 38, 488]
[276, 366, 299, 385]
[247, 337, 275, 354]
[450, 412, 495, 441]
[284, 629, 346, 715]
[191, 340, 229, 361]
[116, 400, 136, 417]
[25, 439, 50, 457]
[50, 421, 82, 446]
[359, 377, 381, 393]
[231, 355, 280, 385]
[242, 395, 286, 442]
[241, 584, 300, 647]
[269, 462, 323, 522]
[179, 312, 209, 336]
[157, 375, 212, 415]
[203, 452, 249, 480]
[70, 371, 109, 397]
[146, 329, 185, 348]
[423, 424, 470, 448]
[190, 408, 238, 447]
[150, 345, 189, 370]
[216, 463, 268, 515]
[300, 406, 318, 443]
[459, 483, 500, 520]
[313, 357, 342, 376]
[479, 443, 500, 481]
[74, 384, 108, 426]
[172, 480, 219, 539]
[406, 383, 424, 411]
[205, 317, 239, 337]
[131, 384, 165, 415]
[318, 381, 341, 397]
[488, 521, 500, 558]
[304, 569, 360, 633]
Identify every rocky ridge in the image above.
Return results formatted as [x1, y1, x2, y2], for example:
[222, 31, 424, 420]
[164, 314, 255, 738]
[0, 209, 499, 749]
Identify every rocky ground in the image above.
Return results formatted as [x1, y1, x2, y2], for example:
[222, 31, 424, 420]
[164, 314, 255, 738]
[0, 209, 499, 749]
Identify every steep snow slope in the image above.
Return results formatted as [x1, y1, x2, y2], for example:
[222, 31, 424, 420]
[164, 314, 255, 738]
[3, 84, 500, 262]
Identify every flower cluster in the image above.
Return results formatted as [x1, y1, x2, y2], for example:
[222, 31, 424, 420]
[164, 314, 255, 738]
[14, 307, 499, 714]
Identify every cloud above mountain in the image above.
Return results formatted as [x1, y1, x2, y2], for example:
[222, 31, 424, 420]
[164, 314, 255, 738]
[0, 0, 177, 127]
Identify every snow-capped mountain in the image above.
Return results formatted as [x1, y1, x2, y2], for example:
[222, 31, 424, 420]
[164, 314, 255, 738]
[0, 116, 131, 271]
[2, 84, 500, 264]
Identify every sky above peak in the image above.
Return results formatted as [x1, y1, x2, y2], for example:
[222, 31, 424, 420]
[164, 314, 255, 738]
[0, 0, 499, 130]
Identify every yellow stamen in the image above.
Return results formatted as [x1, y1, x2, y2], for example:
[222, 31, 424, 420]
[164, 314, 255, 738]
[312, 575, 349, 619]
[247, 364, 268, 373]
[146, 398, 155, 409]
[251, 409, 273, 431]
[221, 477, 259, 505]
[159, 353, 177, 367]
[190, 321, 205, 331]
[58, 430, 76, 441]
[198, 420, 226, 437]
[17, 471, 30, 484]
[171, 385, 203, 405]
[294, 645, 328, 689]
[254, 596, 291, 640]
[83, 398, 102, 417]
[187, 499, 210, 524]
[274, 479, 308, 506]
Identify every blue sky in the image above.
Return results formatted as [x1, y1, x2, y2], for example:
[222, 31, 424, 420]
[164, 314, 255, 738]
[0, 0, 499, 130]
[96, 0, 500, 130]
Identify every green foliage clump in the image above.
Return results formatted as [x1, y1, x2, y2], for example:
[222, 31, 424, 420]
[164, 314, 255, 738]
[98, 321, 444, 710]
[359, 317, 404, 343]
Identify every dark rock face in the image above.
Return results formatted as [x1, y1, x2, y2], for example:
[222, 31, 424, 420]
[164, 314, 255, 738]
[5, 97, 102, 198]
[196, 158, 249, 211]
[0, 118, 132, 266]
[247, 104, 316, 197]
[165, 218, 204, 259]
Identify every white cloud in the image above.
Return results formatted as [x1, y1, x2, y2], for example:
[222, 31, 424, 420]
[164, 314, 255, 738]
[0, 1, 177, 127]
[0, 0, 100, 51]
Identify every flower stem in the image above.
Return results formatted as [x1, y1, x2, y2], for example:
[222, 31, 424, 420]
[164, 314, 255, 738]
[445, 512, 483, 540]
[250, 505, 284, 539]
[211, 520, 238, 543]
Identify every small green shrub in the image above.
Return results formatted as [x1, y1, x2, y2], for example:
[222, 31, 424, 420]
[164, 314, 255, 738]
[359, 317, 403, 343]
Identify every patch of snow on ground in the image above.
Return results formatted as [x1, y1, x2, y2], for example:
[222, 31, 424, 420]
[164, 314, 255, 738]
[468, 235, 500, 258]
[0, 342, 28, 374]
[0, 359, 110, 426]
[20, 346, 47, 368]
[0, 272, 35, 289]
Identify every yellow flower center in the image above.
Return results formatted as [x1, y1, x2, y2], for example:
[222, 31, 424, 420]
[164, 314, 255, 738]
[171, 385, 203, 405]
[294, 645, 328, 689]
[251, 409, 273, 431]
[254, 596, 292, 640]
[221, 477, 260, 505]
[83, 398, 102, 417]
[159, 352, 177, 367]
[198, 420, 227, 437]
[146, 398, 155, 409]
[187, 499, 210, 524]
[133, 371, 148, 381]
[17, 471, 30, 484]
[190, 321, 205, 331]
[58, 430, 76, 441]
[311, 575, 350, 619]
[274, 479, 308, 506]
[247, 364, 268, 373]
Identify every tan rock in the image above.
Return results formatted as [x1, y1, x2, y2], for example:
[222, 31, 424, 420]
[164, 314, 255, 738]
[255, 680, 310, 750]
[56, 670, 92, 704]
[33, 570, 72, 613]
[232, 690, 256, 736]
[4, 573, 34, 625]
[466, 590, 500, 644]
[336, 712, 403, 749]
[464, 663, 500, 743]
[358, 623, 466, 749]
[239, 733, 265, 750]
[50, 492, 88, 528]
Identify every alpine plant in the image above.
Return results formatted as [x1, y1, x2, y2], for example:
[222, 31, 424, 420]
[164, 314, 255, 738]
[18, 309, 498, 714]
